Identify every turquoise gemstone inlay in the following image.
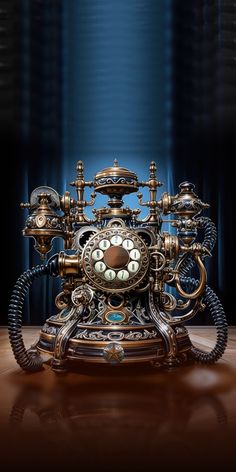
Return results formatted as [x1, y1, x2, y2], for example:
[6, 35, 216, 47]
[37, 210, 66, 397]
[107, 312, 124, 322]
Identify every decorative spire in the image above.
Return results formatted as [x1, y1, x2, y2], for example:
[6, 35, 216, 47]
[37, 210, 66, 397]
[76, 160, 84, 179]
[113, 158, 118, 167]
[149, 161, 157, 179]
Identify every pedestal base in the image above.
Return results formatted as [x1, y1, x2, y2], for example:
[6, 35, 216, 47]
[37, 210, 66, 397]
[37, 316, 192, 367]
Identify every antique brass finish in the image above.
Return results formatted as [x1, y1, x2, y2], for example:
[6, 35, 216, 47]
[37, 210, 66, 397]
[81, 226, 149, 293]
[70, 160, 94, 223]
[22, 193, 64, 258]
[10, 159, 227, 373]
[94, 158, 138, 195]
[55, 292, 71, 310]
[58, 252, 81, 277]
[92, 159, 140, 220]
[175, 254, 207, 300]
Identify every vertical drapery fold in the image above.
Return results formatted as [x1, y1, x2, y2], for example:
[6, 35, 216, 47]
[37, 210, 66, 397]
[172, 0, 236, 321]
[1, 0, 235, 324]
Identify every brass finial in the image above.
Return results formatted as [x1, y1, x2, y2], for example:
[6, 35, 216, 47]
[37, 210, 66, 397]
[76, 160, 84, 178]
[149, 161, 157, 178]
[113, 158, 118, 167]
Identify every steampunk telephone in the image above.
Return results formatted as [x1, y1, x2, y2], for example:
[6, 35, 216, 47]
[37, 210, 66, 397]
[8, 160, 227, 372]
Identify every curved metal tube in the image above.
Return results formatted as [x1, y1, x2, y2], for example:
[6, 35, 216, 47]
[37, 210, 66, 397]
[135, 281, 150, 293]
[178, 217, 217, 277]
[175, 254, 207, 300]
[160, 292, 177, 311]
[160, 299, 202, 325]
[148, 290, 178, 358]
[176, 299, 191, 310]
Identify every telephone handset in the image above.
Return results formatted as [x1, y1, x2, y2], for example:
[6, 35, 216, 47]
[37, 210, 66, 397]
[8, 159, 228, 372]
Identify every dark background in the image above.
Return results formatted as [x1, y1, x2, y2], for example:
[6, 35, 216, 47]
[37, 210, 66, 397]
[0, 0, 235, 325]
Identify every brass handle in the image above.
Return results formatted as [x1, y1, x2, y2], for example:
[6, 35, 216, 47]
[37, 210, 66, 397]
[58, 251, 81, 277]
[175, 254, 207, 299]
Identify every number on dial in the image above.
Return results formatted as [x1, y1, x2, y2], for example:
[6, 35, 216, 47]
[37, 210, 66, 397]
[95, 261, 106, 273]
[122, 239, 134, 250]
[117, 270, 129, 281]
[130, 249, 141, 261]
[111, 235, 123, 246]
[104, 269, 116, 280]
[128, 261, 139, 273]
[92, 249, 104, 261]
[99, 239, 111, 250]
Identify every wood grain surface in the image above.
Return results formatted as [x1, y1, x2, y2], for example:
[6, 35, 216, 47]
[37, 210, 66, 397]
[0, 327, 235, 470]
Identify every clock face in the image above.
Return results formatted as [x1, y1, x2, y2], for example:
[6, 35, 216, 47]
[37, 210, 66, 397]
[82, 227, 149, 292]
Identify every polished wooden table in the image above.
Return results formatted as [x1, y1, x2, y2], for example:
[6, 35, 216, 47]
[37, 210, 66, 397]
[0, 327, 235, 469]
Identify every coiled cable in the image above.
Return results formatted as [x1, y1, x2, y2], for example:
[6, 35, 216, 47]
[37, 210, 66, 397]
[181, 276, 228, 363]
[8, 255, 58, 372]
[177, 217, 227, 362]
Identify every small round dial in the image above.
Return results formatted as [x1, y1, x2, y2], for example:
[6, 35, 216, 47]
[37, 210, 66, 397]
[128, 261, 139, 273]
[99, 239, 111, 250]
[130, 249, 141, 261]
[117, 269, 129, 281]
[82, 225, 149, 293]
[94, 261, 106, 273]
[110, 235, 123, 246]
[104, 269, 116, 280]
[122, 239, 134, 250]
[92, 249, 104, 261]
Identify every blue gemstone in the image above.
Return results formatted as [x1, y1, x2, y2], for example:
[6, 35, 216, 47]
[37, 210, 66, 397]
[107, 312, 124, 322]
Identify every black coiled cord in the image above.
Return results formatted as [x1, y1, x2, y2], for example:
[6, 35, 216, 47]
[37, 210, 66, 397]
[177, 217, 227, 363]
[181, 276, 228, 363]
[8, 255, 58, 372]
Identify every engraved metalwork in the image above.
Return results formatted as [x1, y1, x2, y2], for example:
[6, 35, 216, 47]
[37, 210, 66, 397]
[148, 290, 178, 359]
[71, 285, 94, 306]
[75, 328, 158, 342]
[103, 343, 125, 364]
[10, 158, 226, 373]
[82, 226, 149, 292]
[53, 308, 81, 364]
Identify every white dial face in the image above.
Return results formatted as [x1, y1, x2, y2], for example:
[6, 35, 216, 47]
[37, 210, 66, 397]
[122, 239, 134, 250]
[110, 235, 123, 246]
[83, 226, 149, 293]
[94, 261, 106, 273]
[128, 261, 139, 273]
[117, 269, 129, 281]
[99, 239, 111, 250]
[130, 249, 141, 261]
[104, 269, 116, 280]
[92, 249, 104, 261]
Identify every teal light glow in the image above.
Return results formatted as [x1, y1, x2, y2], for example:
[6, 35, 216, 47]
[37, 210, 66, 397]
[107, 312, 125, 323]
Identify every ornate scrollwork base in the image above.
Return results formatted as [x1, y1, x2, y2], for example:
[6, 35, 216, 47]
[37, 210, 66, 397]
[37, 305, 191, 368]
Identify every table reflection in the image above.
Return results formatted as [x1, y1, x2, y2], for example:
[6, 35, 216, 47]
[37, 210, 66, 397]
[0, 362, 234, 469]
[0, 362, 233, 467]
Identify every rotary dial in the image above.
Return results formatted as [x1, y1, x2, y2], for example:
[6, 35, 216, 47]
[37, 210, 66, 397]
[82, 228, 149, 292]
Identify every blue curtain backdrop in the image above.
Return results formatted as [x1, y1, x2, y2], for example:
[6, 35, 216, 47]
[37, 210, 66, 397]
[0, 0, 235, 324]
[62, 0, 173, 215]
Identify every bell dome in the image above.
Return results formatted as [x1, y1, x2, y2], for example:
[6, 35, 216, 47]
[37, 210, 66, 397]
[94, 159, 138, 196]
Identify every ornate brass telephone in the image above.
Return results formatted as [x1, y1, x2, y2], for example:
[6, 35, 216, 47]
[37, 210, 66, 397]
[8, 160, 228, 372]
